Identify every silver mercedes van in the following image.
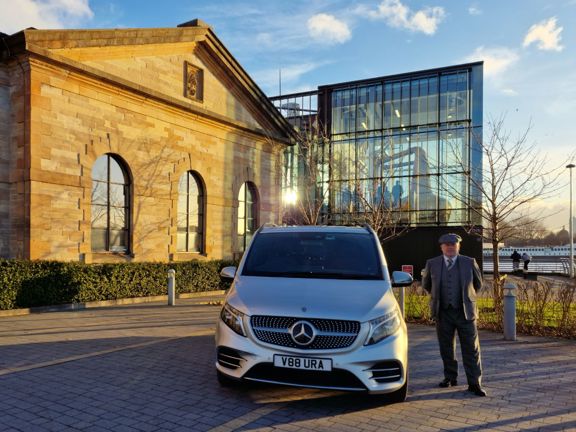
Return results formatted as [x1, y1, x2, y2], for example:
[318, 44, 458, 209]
[215, 225, 412, 402]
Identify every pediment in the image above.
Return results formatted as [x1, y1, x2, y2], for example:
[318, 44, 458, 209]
[12, 25, 291, 140]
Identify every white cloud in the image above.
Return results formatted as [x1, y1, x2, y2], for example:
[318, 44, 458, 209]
[356, 0, 445, 35]
[462, 46, 520, 78]
[255, 32, 274, 48]
[307, 13, 351, 44]
[468, 6, 482, 15]
[501, 88, 518, 96]
[0, 0, 93, 34]
[523, 17, 564, 52]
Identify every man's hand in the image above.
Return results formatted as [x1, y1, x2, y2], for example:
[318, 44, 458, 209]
[421, 261, 431, 293]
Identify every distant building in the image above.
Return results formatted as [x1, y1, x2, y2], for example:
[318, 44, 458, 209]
[271, 63, 484, 275]
[0, 20, 293, 262]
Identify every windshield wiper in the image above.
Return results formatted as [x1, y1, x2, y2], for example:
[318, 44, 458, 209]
[244, 271, 381, 280]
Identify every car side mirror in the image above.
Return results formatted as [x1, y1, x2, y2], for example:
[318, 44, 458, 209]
[220, 266, 237, 279]
[391, 271, 413, 287]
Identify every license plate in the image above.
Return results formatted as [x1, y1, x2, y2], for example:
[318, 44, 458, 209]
[273, 355, 332, 371]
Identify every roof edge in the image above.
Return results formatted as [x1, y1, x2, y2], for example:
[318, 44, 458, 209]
[317, 61, 484, 91]
[0, 21, 296, 143]
[25, 43, 290, 144]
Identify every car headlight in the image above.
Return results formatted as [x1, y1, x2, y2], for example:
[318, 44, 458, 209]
[220, 303, 246, 336]
[364, 308, 401, 345]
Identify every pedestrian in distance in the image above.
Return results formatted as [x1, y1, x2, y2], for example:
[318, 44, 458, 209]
[421, 233, 487, 397]
[510, 250, 521, 272]
[522, 252, 531, 271]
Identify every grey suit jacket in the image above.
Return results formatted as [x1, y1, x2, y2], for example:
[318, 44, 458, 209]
[421, 254, 483, 321]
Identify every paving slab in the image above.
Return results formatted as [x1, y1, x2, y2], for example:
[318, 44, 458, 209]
[0, 299, 575, 431]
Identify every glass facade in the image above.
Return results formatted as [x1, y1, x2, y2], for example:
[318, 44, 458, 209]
[272, 63, 483, 228]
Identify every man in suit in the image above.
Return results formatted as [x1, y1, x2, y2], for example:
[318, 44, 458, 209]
[421, 233, 487, 397]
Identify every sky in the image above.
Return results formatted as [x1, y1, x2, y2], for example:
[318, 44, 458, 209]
[1, 0, 575, 232]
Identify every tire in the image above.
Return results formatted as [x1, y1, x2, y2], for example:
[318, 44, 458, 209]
[216, 370, 240, 388]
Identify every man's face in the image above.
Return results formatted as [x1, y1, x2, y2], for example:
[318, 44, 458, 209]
[441, 242, 460, 257]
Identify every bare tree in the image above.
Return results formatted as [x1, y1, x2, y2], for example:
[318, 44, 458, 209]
[443, 115, 568, 300]
[504, 214, 549, 246]
[353, 183, 411, 243]
[281, 122, 331, 225]
[282, 124, 416, 248]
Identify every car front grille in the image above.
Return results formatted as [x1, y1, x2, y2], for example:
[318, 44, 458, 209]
[250, 316, 361, 350]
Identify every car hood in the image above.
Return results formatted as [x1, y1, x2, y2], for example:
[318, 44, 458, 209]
[225, 276, 396, 322]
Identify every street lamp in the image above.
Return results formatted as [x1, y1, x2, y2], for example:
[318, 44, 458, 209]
[567, 163, 575, 278]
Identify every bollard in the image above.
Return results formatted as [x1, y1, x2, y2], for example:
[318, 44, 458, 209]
[503, 282, 517, 341]
[167, 269, 176, 306]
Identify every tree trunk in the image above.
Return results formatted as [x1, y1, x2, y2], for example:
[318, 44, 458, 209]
[492, 239, 500, 296]
[491, 238, 504, 324]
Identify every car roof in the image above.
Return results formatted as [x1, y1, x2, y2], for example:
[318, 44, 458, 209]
[258, 225, 372, 234]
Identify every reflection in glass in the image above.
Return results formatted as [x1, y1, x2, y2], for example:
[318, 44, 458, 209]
[440, 72, 469, 123]
[91, 181, 108, 205]
[177, 171, 205, 253]
[91, 204, 108, 228]
[91, 154, 130, 253]
[109, 158, 126, 184]
[109, 229, 127, 252]
[91, 228, 106, 251]
[280, 65, 479, 227]
[237, 182, 257, 252]
[177, 231, 187, 251]
[109, 184, 126, 207]
[440, 126, 469, 174]
[92, 156, 107, 181]
[110, 207, 125, 229]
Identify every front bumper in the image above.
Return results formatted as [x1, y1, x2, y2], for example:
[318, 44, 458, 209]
[215, 318, 408, 394]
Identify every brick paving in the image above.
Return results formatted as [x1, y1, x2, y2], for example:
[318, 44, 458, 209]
[0, 298, 575, 431]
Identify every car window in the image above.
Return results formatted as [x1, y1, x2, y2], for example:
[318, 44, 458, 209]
[242, 232, 383, 280]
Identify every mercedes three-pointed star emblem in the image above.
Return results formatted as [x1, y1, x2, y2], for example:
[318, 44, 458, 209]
[289, 320, 316, 346]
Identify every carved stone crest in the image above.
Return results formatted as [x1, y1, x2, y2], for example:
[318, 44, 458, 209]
[184, 62, 203, 102]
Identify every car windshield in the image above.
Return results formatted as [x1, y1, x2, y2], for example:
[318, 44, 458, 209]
[242, 231, 383, 280]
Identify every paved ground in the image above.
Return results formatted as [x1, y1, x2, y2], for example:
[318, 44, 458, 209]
[1, 298, 575, 432]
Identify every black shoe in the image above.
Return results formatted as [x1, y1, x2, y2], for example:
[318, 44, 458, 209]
[439, 378, 457, 388]
[467, 384, 487, 397]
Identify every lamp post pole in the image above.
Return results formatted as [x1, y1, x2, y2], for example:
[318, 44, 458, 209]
[568, 163, 575, 278]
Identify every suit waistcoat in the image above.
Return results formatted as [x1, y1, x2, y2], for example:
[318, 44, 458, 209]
[440, 259, 462, 309]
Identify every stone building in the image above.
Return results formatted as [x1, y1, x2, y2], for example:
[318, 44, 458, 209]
[0, 20, 293, 262]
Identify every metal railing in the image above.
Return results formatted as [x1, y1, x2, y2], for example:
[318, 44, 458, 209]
[482, 257, 575, 276]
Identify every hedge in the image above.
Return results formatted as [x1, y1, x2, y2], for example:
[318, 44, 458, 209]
[0, 259, 235, 310]
[396, 280, 576, 339]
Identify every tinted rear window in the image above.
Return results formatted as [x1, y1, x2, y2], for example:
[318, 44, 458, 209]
[242, 232, 383, 280]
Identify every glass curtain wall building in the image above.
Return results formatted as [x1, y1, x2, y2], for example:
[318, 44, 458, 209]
[271, 63, 483, 273]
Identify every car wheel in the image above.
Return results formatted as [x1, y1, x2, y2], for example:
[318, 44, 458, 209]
[217, 370, 240, 388]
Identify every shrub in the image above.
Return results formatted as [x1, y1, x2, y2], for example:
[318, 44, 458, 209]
[401, 279, 576, 339]
[0, 259, 234, 310]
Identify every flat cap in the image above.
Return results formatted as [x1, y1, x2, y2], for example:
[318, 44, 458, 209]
[438, 233, 462, 244]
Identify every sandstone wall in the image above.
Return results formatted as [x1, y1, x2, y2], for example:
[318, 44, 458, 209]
[0, 63, 29, 259]
[26, 52, 282, 262]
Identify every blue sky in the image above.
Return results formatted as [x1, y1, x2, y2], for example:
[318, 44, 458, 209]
[1, 0, 575, 231]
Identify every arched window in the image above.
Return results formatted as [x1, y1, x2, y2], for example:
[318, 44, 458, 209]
[91, 154, 130, 253]
[177, 171, 205, 253]
[237, 182, 258, 252]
